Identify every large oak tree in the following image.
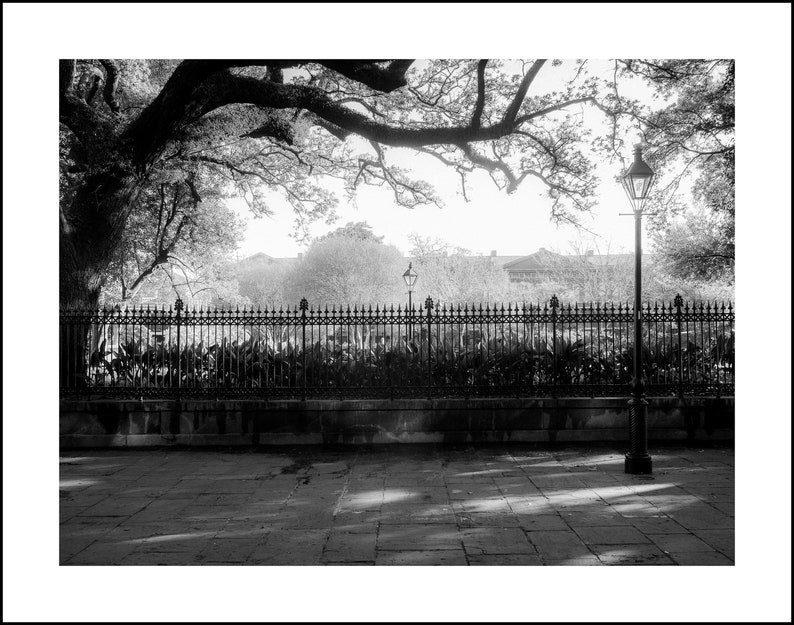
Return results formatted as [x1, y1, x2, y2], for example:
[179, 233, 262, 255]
[59, 59, 609, 311]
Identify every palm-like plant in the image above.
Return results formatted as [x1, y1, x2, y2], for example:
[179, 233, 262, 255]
[80, 309, 735, 396]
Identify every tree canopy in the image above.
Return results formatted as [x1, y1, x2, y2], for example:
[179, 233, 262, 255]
[59, 58, 623, 309]
[283, 226, 404, 306]
[615, 60, 735, 281]
[59, 58, 735, 310]
[315, 221, 384, 244]
[102, 171, 245, 303]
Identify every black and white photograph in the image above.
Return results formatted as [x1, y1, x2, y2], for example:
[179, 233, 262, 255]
[3, 2, 791, 623]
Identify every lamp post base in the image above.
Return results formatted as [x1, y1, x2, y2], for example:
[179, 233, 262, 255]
[625, 453, 653, 474]
[626, 395, 652, 474]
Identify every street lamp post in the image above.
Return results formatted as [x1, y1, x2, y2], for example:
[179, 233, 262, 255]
[403, 262, 418, 340]
[621, 145, 655, 475]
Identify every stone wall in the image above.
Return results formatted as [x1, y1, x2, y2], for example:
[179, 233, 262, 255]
[60, 397, 734, 448]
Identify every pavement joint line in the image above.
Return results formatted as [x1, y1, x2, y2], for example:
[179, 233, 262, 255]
[332, 465, 352, 518]
[60, 446, 733, 566]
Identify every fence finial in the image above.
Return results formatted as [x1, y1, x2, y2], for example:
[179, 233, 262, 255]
[299, 297, 309, 311]
[549, 295, 559, 310]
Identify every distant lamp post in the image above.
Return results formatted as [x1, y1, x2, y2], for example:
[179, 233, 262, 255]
[403, 262, 418, 341]
[621, 144, 655, 475]
[403, 262, 418, 312]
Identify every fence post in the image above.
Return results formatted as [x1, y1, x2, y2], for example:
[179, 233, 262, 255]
[674, 294, 683, 398]
[727, 301, 734, 393]
[300, 298, 308, 401]
[425, 296, 434, 399]
[550, 295, 559, 398]
[174, 297, 183, 401]
[711, 301, 721, 399]
[717, 301, 726, 398]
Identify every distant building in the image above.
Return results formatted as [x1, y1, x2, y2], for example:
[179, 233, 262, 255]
[240, 248, 639, 285]
[498, 248, 636, 284]
[500, 248, 567, 283]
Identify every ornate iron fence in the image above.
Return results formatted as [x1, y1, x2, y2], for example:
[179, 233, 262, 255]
[60, 295, 734, 399]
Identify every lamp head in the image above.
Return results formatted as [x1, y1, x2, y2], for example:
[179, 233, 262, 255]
[622, 144, 655, 211]
[402, 262, 418, 289]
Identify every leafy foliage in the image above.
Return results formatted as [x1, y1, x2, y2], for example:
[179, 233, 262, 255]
[314, 221, 384, 244]
[612, 59, 735, 281]
[408, 235, 512, 305]
[79, 307, 734, 396]
[650, 207, 735, 283]
[282, 225, 405, 306]
[99, 166, 245, 305]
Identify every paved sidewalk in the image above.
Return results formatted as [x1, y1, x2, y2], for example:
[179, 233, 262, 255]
[60, 445, 734, 565]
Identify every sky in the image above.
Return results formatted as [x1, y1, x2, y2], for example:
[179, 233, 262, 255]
[233, 148, 649, 259]
[234, 59, 661, 259]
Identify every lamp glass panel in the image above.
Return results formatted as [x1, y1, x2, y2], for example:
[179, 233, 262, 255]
[622, 176, 633, 198]
[627, 175, 652, 199]
[633, 176, 646, 198]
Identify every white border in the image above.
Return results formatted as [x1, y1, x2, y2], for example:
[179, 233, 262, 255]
[3, 2, 791, 622]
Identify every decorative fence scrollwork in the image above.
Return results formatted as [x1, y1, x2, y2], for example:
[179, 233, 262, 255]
[60, 295, 734, 399]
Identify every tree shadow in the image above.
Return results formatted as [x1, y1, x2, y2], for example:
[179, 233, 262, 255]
[59, 445, 734, 565]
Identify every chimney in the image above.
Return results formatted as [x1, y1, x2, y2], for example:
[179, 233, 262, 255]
[490, 250, 497, 257]
[297, 252, 304, 261]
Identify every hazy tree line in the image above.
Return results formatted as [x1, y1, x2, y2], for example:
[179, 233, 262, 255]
[166, 221, 730, 310]
[105, 218, 733, 310]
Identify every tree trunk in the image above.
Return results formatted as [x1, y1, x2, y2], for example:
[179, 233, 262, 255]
[60, 167, 143, 389]
[61, 168, 141, 305]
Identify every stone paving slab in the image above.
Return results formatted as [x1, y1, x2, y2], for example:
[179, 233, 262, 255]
[60, 445, 734, 566]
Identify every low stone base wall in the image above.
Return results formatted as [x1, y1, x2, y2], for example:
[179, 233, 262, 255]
[60, 397, 734, 448]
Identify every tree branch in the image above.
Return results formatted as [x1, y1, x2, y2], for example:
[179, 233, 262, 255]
[471, 59, 488, 130]
[321, 60, 414, 92]
[59, 60, 121, 159]
[501, 60, 545, 126]
[243, 113, 296, 144]
[123, 59, 579, 168]
[197, 73, 534, 149]
[60, 59, 76, 98]
[121, 57, 601, 214]
[300, 112, 351, 141]
[126, 262, 161, 298]
[98, 59, 121, 114]
[458, 142, 518, 191]
[156, 184, 166, 253]
[515, 96, 596, 124]
[85, 75, 102, 106]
